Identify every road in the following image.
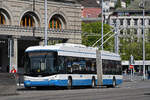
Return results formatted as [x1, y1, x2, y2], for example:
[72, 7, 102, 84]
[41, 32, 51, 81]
[0, 80, 150, 100]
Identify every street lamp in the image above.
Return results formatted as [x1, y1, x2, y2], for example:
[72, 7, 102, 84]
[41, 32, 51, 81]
[139, 0, 146, 80]
[97, 0, 104, 50]
[44, 0, 48, 46]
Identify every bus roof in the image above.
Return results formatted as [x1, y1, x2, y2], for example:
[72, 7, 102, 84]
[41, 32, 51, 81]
[25, 43, 121, 60]
[101, 51, 121, 61]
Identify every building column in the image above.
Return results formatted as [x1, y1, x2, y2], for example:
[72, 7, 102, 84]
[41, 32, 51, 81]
[131, 18, 134, 26]
[10, 37, 18, 73]
[116, 19, 120, 26]
[145, 19, 148, 26]
[138, 18, 141, 26]
[39, 39, 44, 46]
[123, 19, 127, 26]
[109, 18, 113, 26]
[137, 29, 142, 41]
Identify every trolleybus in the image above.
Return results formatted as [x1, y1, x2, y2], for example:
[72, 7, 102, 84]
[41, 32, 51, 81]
[24, 43, 122, 88]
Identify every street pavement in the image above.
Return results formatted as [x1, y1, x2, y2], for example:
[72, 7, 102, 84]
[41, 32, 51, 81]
[123, 74, 143, 82]
[0, 78, 150, 100]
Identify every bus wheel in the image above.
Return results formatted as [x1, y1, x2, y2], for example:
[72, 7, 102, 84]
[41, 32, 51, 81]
[92, 78, 96, 88]
[67, 78, 72, 89]
[112, 78, 116, 88]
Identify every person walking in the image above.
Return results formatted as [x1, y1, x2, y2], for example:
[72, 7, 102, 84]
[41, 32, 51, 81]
[11, 66, 16, 73]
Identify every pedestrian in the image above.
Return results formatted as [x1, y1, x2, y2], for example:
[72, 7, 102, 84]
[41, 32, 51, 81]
[11, 66, 16, 73]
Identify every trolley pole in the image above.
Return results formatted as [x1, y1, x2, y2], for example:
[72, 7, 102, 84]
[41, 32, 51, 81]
[44, 0, 48, 46]
[96, 0, 104, 50]
[142, 2, 146, 80]
[96, 50, 103, 87]
[101, 0, 104, 50]
[139, 0, 146, 80]
[140, 0, 146, 80]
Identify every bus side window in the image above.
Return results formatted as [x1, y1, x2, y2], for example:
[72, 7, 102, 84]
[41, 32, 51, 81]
[57, 57, 66, 73]
[91, 61, 96, 74]
[66, 57, 73, 74]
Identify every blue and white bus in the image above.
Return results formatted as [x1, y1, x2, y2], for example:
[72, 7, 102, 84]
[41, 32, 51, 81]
[24, 43, 122, 89]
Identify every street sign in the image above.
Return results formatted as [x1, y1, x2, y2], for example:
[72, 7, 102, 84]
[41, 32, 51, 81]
[129, 65, 134, 69]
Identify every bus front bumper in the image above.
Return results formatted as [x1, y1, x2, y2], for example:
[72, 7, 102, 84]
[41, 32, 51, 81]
[24, 80, 68, 87]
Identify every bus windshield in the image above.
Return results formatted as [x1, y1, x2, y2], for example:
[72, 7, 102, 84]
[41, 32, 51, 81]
[24, 51, 57, 76]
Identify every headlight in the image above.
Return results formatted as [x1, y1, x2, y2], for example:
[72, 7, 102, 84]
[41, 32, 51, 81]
[24, 81, 31, 86]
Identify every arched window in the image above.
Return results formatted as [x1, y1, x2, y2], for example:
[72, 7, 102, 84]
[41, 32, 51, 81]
[0, 13, 5, 25]
[20, 14, 35, 27]
[49, 18, 62, 29]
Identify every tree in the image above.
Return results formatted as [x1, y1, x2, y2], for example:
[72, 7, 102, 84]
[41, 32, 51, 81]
[119, 37, 143, 60]
[81, 22, 114, 51]
[126, 0, 131, 7]
[115, 0, 122, 9]
[82, 22, 150, 61]
[145, 42, 150, 60]
[145, 32, 150, 60]
[119, 28, 150, 60]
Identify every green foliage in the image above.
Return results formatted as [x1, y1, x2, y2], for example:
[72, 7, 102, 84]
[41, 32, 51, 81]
[115, 0, 122, 9]
[120, 37, 140, 60]
[82, 22, 150, 60]
[81, 22, 114, 51]
[145, 42, 150, 60]
[126, 0, 131, 7]
[120, 33, 150, 60]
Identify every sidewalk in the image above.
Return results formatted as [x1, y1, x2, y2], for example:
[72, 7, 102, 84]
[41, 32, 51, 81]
[0, 73, 17, 96]
[123, 74, 143, 82]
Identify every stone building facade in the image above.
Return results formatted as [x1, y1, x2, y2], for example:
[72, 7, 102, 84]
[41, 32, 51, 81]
[109, 0, 150, 41]
[109, 0, 150, 73]
[0, 0, 82, 73]
[109, 0, 150, 54]
[109, 12, 150, 40]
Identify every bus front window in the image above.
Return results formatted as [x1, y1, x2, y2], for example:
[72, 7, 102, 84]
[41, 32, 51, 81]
[24, 52, 57, 76]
